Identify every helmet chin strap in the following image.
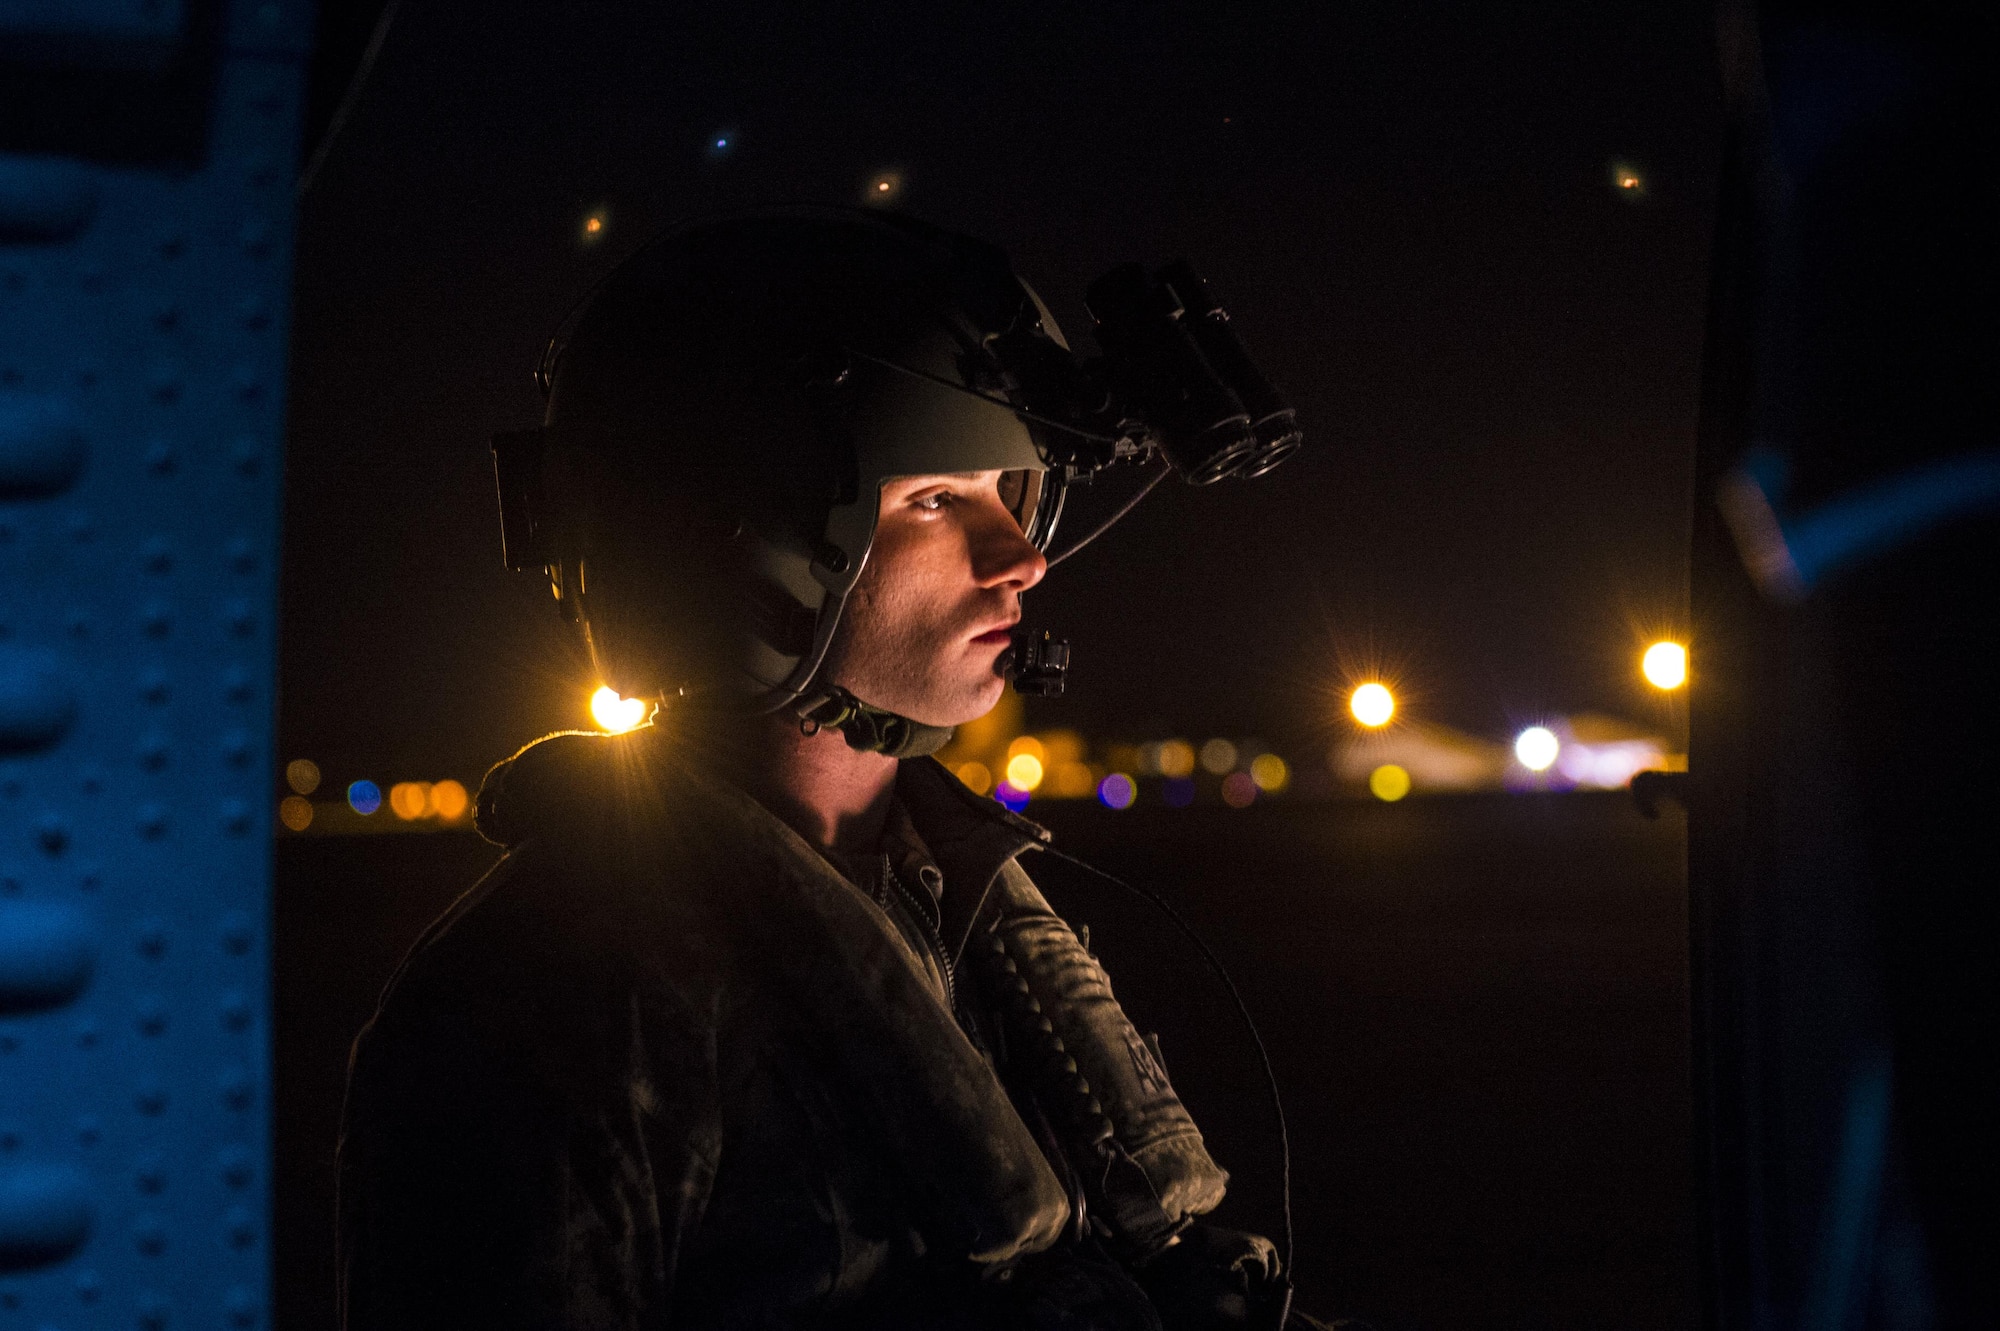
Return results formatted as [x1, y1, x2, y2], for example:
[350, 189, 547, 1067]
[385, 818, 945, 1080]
[794, 686, 957, 760]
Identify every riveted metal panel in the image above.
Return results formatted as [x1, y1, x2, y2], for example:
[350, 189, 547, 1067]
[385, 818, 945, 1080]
[0, 1, 312, 1326]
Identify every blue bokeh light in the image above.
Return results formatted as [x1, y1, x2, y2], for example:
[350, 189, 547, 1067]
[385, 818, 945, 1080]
[1098, 773, 1136, 810]
[994, 782, 1031, 813]
[347, 780, 382, 815]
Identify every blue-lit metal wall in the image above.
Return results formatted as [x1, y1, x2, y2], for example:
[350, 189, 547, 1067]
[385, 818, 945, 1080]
[1, 3, 311, 1326]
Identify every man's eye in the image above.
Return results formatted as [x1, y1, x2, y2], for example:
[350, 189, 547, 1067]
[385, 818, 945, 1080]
[914, 491, 955, 512]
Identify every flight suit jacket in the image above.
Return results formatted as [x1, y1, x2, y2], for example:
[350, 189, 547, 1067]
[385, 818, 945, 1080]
[336, 725, 1109, 1329]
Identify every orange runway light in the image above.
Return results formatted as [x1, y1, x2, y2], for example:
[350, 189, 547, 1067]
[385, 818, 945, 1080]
[1642, 641, 1688, 690]
[1350, 682, 1395, 727]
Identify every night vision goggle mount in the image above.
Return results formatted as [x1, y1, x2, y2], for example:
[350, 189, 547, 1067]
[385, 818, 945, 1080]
[857, 258, 1304, 699]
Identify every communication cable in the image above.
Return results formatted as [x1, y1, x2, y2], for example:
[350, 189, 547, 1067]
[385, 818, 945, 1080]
[297, 0, 406, 199]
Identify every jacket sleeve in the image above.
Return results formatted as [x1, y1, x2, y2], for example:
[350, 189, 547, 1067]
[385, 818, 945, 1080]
[335, 940, 721, 1330]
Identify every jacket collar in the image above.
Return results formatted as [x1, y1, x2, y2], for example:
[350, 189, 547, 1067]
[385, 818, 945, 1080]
[894, 756, 1051, 968]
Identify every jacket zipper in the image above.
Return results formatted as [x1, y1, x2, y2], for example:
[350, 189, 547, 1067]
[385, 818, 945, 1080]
[881, 854, 956, 1014]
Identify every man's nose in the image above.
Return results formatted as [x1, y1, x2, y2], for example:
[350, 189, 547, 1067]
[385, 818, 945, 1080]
[973, 507, 1048, 593]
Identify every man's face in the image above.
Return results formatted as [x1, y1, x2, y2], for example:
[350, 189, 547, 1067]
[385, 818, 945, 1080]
[822, 469, 1048, 727]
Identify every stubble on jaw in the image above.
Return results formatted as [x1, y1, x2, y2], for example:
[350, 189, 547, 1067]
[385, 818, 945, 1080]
[823, 564, 1010, 727]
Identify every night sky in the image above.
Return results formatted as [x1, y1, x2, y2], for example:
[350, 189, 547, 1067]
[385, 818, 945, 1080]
[280, 1, 1723, 789]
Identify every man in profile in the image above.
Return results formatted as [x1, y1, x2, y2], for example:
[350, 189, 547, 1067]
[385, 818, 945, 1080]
[337, 210, 1306, 1329]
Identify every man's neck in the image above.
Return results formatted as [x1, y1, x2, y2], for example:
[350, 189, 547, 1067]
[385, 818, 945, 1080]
[694, 709, 900, 856]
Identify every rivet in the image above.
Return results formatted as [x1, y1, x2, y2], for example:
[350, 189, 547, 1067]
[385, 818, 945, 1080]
[222, 669, 251, 704]
[136, 731, 169, 772]
[218, 911, 252, 956]
[220, 991, 251, 1032]
[220, 728, 251, 766]
[0, 391, 87, 497]
[135, 919, 166, 959]
[220, 800, 250, 836]
[225, 1283, 258, 1327]
[74, 1020, 98, 1049]
[135, 1083, 168, 1115]
[137, 668, 169, 704]
[141, 538, 172, 574]
[143, 440, 176, 476]
[219, 1067, 253, 1111]
[136, 804, 167, 839]
[73, 1116, 99, 1147]
[134, 1215, 166, 1256]
[225, 1205, 255, 1250]
[140, 602, 172, 638]
[0, 1161, 93, 1266]
[0, 647, 78, 753]
[137, 1289, 169, 1329]
[34, 813, 68, 855]
[135, 995, 167, 1037]
[0, 899, 95, 1015]
[75, 1267, 102, 1301]
[217, 1144, 253, 1189]
[134, 1154, 165, 1194]
[223, 600, 255, 637]
[0, 155, 99, 243]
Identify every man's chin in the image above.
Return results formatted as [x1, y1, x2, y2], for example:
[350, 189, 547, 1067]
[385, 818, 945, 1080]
[901, 675, 1008, 730]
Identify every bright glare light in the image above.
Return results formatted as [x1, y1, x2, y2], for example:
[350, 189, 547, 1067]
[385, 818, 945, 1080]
[389, 781, 432, 821]
[1249, 753, 1289, 792]
[1156, 740, 1196, 779]
[956, 761, 993, 796]
[584, 216, 603, 234]
[347, 780, 382, 816]
[1350, 682, 1395, 728]
[1515, 726, 1560, 772]
[1006, 735, 1046, 764]
[1199, 738, 1239, 775]
[1005, 753, 1046, 792]
[431, 779, 470, 821]
[591, 686, 649, 733]
[1642, 641, 1688, 690]
[1369, 763, 1411, 802]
